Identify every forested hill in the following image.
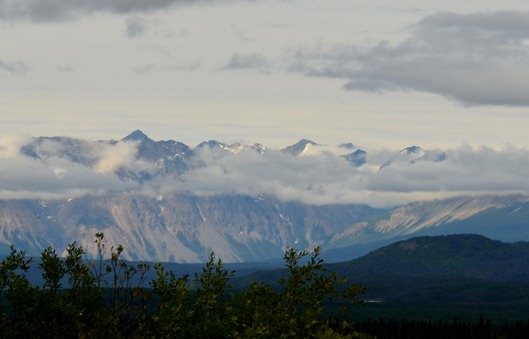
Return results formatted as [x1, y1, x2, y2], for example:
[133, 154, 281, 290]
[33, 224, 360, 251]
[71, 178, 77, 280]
[233, 234, 529, 323]
[330, 234, 529, 282]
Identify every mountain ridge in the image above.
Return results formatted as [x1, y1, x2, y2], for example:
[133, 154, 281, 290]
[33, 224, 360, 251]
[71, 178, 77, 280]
[2, 131, 529, 263]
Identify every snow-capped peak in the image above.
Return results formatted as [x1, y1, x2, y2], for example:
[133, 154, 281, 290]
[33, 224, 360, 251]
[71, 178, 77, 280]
[281, 139, 318, 156]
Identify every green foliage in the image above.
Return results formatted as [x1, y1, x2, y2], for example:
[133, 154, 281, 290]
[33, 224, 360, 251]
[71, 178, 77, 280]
[146, 262, 191, 337]
[39, 246, 66, 294]
[193, 254, 237, 338]
[0, 235, 368, 338]
[237, 247, 366, 338]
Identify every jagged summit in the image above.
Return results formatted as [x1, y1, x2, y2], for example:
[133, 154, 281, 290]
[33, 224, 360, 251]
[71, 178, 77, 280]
[341, 149, 367, 167]
[380, 145, 426, 169]
[400, 146, 423, 155]
[281, 139, 318, 156]
[195, 140, 266, 155]
[196, 140, 225, 149]
[123, 129, 152, 142]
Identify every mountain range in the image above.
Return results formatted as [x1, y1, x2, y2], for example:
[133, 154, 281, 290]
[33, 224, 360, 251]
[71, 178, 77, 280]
[0, 130, 528, 262]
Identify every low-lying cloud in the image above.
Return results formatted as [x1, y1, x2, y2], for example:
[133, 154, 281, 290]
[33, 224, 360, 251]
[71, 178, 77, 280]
[3, 134, 529, 207]
[0, 135, 137, 199]
[169, 145, 529, 207]
[0, 155, 132, 200]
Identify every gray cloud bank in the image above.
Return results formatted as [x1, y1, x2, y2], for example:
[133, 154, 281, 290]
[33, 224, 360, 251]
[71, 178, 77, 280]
[2, 134, 529, 207]
[172, 145, 529, 207]
[0, 0, 249, 21]
[290, 10, 529, 106]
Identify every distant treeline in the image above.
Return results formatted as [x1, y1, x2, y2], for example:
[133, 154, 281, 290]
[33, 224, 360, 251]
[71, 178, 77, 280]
[356, 317, 529, 339]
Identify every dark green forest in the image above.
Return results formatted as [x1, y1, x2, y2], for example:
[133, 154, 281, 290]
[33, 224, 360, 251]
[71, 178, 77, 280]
[2, 233, 529, 338]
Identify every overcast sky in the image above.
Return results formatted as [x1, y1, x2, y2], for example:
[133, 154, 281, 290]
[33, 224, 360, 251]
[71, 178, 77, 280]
[2, 0, 529, 150]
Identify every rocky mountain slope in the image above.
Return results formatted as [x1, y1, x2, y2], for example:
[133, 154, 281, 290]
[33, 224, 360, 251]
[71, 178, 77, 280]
[0, 193, 381, 262]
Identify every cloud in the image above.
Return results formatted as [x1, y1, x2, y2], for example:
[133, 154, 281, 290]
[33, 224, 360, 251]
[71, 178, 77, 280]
[289, 10, 529, 107]
[0, 0, 250, 22]
[56, 65, 73, 72]
[222, 53, 271, 72]
[125, 16, 147, 38]
[0, 133, 31, 158]
[5, 134, 529, 207]
[0, 155, 133, 199]
[94, 141, 139, 173]
[158, 143, 529, 207]
[134, 63, 156, 74]
[169, 147, 367, 205]
[0, 137, 141, 199]
[0, 58, 29, 74]
[368, 146, 529, 196]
